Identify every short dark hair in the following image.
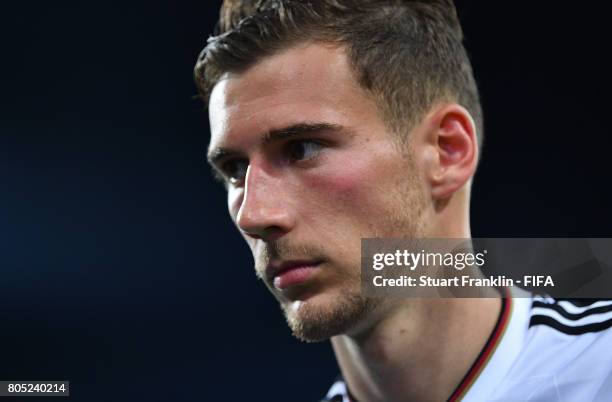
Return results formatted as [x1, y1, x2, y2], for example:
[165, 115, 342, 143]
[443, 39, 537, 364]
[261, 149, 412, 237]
[195, 0, 483, 145]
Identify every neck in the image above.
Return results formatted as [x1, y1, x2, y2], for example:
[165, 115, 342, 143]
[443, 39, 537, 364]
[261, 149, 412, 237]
[331, 294, 501, 402]
[331, 192, 499, 401]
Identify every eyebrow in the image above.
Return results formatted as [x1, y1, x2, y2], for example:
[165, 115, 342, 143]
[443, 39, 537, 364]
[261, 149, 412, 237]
[206, 122, 344, 168]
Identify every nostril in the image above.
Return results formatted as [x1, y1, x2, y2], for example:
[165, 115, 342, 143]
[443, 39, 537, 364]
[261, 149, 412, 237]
[260, 226, 287, 242]
[242, 230, 262, 240]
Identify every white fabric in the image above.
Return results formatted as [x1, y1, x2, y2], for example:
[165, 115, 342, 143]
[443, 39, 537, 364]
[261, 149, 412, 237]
[324, 289, 612, 402]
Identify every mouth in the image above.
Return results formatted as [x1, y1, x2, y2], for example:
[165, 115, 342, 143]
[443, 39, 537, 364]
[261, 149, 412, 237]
[266, 259, 323, 290]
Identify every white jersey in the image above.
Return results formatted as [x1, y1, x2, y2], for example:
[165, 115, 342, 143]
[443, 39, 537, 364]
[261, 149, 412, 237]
[323, 290, 612, 402]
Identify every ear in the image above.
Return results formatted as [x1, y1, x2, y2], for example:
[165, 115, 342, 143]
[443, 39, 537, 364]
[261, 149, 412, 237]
[423, 104, 479, 200]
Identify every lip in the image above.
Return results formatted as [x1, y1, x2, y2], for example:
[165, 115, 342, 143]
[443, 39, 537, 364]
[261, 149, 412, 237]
[266, 259, 322, 290]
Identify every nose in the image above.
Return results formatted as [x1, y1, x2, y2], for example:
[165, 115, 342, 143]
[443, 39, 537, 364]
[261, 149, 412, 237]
[234, 163, 293, 241]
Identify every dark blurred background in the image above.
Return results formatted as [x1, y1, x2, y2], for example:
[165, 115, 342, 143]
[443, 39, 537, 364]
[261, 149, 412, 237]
[0, 1, 610, 401]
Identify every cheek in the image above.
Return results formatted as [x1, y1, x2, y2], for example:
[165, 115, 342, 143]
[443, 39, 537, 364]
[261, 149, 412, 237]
[305, 155, 393, 218]
[319, 167, 363, 196]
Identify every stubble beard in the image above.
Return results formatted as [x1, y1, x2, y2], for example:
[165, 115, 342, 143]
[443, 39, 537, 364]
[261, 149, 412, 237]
[254, 242, 375, 342]
[281, 280, 381, 343]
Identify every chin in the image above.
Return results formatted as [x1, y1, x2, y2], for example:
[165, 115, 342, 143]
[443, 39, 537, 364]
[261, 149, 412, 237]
[280, 288, 378, 342]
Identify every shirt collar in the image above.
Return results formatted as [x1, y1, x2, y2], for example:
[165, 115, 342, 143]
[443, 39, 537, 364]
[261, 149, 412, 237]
[459, 287, 531, 402]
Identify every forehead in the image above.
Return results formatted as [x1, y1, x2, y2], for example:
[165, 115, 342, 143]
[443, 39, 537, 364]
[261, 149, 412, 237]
[208, 43, 381, 149]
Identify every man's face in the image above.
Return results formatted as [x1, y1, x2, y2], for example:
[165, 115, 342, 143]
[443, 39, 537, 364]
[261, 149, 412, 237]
[208, 43, 428, 341]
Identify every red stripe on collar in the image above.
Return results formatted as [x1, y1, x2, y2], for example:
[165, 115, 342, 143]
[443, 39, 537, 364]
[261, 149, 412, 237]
[448, 287, 513, 402]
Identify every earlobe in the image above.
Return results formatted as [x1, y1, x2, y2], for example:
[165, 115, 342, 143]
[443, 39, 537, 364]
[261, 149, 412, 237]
[428, 105, 478, 199]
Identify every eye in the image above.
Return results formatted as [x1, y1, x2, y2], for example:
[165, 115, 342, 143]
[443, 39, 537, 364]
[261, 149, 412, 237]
[286, 140, 324, 162]
[220, 158, 248, 185]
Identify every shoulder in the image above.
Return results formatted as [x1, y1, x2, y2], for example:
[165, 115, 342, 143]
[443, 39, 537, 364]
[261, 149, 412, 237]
[528, 296, 612, 336]
[490, 296, 612, 402]
[321, 295, 612, 402]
